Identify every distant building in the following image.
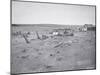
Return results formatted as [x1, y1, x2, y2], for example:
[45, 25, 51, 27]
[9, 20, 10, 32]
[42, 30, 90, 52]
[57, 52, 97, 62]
[84, 24, 94, 27]
[84, 24, 96, 31]
[79, 24, 96, 31]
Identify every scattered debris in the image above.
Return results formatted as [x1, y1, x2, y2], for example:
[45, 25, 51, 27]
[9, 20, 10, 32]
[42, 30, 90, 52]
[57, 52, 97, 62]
[41, 34, 48, 40]
[54, 42, 63, 48]
[49, 28, 74, 37]
[53, 41, 73, 48]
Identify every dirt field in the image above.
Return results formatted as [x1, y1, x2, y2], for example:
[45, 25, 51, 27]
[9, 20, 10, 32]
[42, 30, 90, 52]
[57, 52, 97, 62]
[11, 25, 96, 74]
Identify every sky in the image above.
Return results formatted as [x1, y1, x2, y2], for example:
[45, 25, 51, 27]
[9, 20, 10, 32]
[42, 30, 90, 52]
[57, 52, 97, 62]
[12, 1, 96, 25]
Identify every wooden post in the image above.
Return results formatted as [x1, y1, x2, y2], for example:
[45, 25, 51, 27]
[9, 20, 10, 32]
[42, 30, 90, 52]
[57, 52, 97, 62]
[23, 34, 30, 43]
[36, 31, 40, 39]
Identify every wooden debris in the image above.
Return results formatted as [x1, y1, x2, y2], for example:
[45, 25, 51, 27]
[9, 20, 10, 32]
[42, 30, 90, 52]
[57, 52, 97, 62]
[54, 42, 63, 48]
[36, 31, 41, 39]
[22, 34, 30, 43]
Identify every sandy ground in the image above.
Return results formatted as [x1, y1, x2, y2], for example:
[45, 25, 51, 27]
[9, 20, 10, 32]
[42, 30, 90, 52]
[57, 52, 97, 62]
[11, 25, 96, 74]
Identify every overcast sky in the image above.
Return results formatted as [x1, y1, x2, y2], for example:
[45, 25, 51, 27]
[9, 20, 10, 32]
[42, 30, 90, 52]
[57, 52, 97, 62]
[12, 1, 96, 25]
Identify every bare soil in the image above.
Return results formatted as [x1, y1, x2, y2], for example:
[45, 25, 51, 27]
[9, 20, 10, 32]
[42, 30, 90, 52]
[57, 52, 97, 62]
[11, 25, 96, 74]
